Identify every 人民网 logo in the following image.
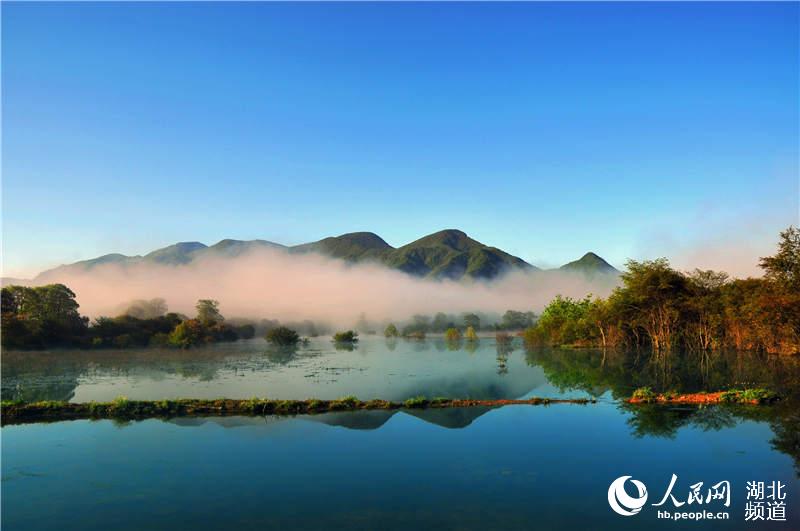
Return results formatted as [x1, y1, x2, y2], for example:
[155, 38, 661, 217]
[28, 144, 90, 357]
[608, 476, 649, 516]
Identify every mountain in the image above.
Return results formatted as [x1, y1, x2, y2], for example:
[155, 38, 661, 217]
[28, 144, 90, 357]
[25, 230, 617, 283]
[143, 241, 208, 265]
[290, 232, 392, 261]
[383, 229, 537, 279]
[558, 252, 619, 276]
[207, 239, 287, 258]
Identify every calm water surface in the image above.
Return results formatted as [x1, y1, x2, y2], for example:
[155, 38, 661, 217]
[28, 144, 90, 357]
[3, 337, 800, 530]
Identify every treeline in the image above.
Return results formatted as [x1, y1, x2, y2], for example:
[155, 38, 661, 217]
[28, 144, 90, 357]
[525, 227, 800, 355]
[380, 310, 535, 339]
[1, 291, 256, 350]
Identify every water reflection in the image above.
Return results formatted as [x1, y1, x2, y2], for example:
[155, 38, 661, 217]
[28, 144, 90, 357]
[3, 339, 800, 474]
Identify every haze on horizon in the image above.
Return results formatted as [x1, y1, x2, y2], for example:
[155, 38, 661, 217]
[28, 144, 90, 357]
[2, 2, 798, 279]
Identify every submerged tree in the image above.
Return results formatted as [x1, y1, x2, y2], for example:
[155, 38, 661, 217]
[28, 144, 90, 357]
[445, 327, 462, 341]
[266, 326, 300, 346]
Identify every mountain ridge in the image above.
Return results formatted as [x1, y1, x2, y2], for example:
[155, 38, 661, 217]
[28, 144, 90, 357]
[24, 230, 618, 283]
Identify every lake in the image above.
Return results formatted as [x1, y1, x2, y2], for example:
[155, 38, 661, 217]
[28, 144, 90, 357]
[3, 336, 800, 529]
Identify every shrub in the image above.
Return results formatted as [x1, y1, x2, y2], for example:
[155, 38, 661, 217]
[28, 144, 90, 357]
[445, 328, 462, 341]
[266, 326, 300, 346]
[384, 324, 399, 338]
[404, 396, 428, 408]
[632, 387, 656, 402]
[333, 330, 359, 343]
[496, 331, 513, 344]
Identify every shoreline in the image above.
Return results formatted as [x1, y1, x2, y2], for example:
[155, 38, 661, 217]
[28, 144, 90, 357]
[1, 396, 595, 425]
[2, 388, 781, 425]
[627, 388, 780, 405]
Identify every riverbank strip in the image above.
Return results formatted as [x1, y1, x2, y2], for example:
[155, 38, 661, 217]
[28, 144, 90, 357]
[1, 396, 596, 425]
[627, 387, 779, 405]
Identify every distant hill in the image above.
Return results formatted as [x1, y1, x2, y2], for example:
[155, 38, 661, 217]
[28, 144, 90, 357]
[292, 229, 536, 279]
[290, 232, 392, 262]
[383, 229, 537, 280]
[25, 231, 618, 283]
[558, 252, 619, 276]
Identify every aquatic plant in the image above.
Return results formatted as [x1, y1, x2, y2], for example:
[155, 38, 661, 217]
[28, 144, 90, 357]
[333, 330, 359, 343]
[404, 396, 428, 408]
[632, 387, 656, 403]
[265, 326, 300, 346]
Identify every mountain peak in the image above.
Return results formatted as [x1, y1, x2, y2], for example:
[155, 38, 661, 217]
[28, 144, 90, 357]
[290, 231, 393, 261]
[408, 229, 472, 251]
[559, 252, 618, 275]
[332, 232, 392, 249]
[144, 242, 208, 264]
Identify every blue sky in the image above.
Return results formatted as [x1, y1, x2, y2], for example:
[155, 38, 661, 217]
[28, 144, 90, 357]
[3, 2, 798, 276]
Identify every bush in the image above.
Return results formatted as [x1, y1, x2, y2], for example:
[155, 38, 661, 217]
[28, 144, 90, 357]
[632, 387, 656, 402]
[496, 331, 513, 344]
[403, 330, 426, 340]
[333, 330, 359, 343]
[445, 328, 462, 341]
[266, 326, 300, 346]
[404, 396, 428, 408]
[384, 323, 399, 337]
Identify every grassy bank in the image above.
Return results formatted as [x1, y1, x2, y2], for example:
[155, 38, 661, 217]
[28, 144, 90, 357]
[628, 387, 780, 405]
[1, 396, 596, 425]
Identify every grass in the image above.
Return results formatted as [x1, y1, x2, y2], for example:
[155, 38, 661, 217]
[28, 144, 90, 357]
[630, 387, 779, 405]
[720, 388, 778, 404]
[1, 395, 600, 425]
[403, 396, 428, 408]
[631, 387, 657, 403]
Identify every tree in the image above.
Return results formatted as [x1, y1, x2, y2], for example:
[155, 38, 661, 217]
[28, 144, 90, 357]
[501, 310, 535, 330]
[168, 319, 206, 348]
[266, 326, 300, 346]
[760, 226, 800, 289]
[615, 259, 690, 351]
[463, 313, 481, 331]
[384, 323, 399, 337]
[1, 284, 88, 348]
[465, 326, 478, 341]
[195, 299, 223, 325]
[432, 312, 450, 333]
[411, 314, 431, 333]
[445, 327, 462, 341]
[121, 298, 168, 319]
[333, 330, 359, 343]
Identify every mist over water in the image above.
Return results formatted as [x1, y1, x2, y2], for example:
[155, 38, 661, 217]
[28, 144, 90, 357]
[28, 248, 618, 325]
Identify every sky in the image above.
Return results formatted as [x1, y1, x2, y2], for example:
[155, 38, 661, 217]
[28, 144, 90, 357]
[2, 2, 798, 278]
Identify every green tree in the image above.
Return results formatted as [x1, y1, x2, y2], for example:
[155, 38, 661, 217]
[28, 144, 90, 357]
[384, 323, 399, 337]
[445, 327, 462, 341]
[333, 330, 359, 343]
[465, 326, 478, 341]
[266, 326, 300, 346]
[760, 226, 800, 289]
[501, 310, 535, 330]
[168, 319, 206, 348]
[463, 313, 481, 331]
[432, 312, 451, 333]
[1, 284, 88, 348]
[195, 299, 223, 325]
